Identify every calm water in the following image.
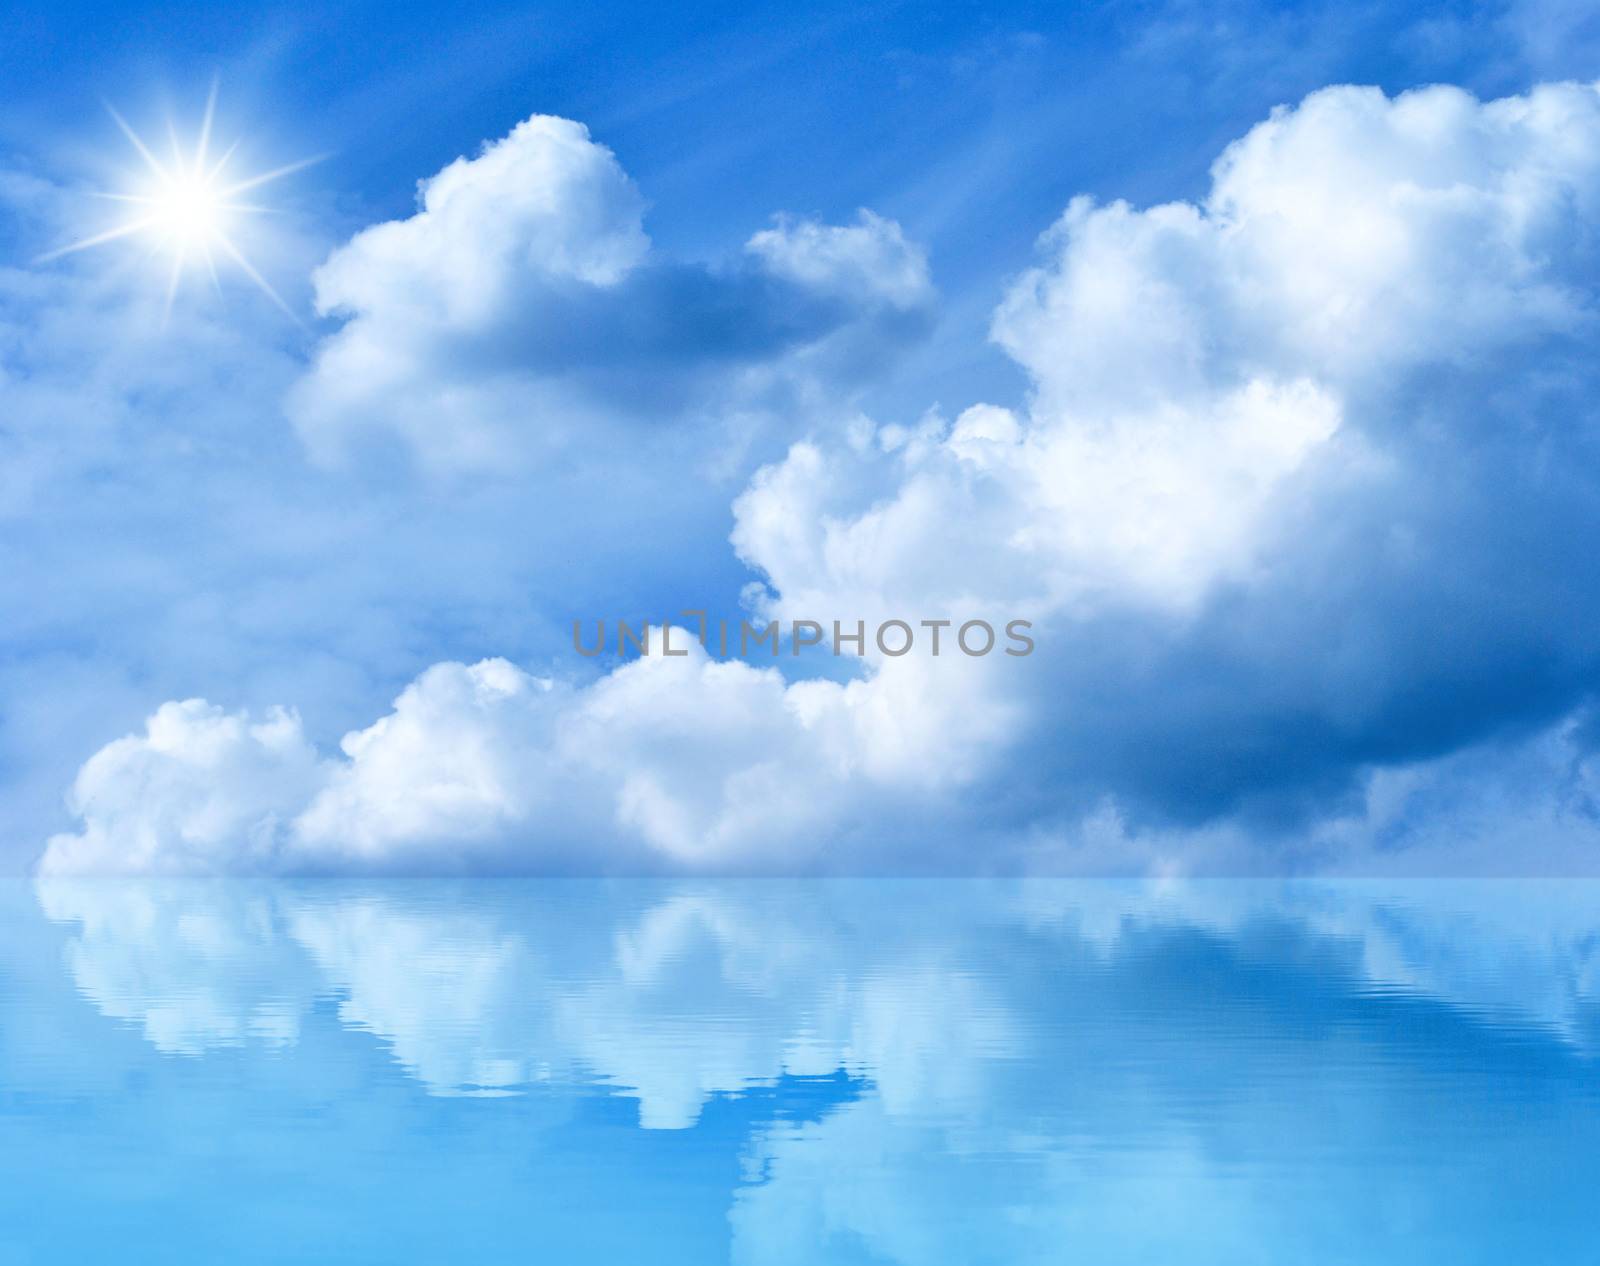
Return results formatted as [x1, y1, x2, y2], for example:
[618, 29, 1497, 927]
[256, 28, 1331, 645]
[2, 879, 1599, 1263]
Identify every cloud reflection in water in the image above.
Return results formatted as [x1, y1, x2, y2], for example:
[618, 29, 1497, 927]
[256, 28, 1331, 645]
[8, 879, 1600, 1263]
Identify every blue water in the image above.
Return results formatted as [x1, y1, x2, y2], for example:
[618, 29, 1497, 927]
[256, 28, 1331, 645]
[2, 880, 1599, 1263]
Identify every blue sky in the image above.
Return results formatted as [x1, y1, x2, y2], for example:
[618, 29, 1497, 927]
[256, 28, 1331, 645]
[6, 0, 1600, 873]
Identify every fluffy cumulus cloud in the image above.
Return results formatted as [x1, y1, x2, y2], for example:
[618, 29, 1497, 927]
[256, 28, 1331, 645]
[38, 81, 1600, 875]
[40, 646, 1010, 874]
[288, 115, 933, 470]
[736, 80, 1600, 830]
[50, 701, 324, 875]
[743, 81, 1600, 617]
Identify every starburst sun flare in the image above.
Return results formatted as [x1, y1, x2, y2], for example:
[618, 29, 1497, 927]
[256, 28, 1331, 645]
[42, 84, 317, 318]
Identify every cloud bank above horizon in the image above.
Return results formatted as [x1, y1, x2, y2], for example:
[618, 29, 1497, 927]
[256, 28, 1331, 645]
[27, 79, 1600, 876]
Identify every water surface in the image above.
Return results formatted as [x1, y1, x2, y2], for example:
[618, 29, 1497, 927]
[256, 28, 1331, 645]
[3, 879, 1598, 1263]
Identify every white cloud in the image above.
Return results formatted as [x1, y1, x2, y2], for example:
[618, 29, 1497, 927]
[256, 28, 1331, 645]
[996, 83, 1600, 405]
[293, 659, 568, 862]
[41, 645, 993, 874]
[289, 116, 648, 467]
[746, 211, 934, 311]
[41, 700, 323, 876]
[734, 377, 1341, 621]
[39, 81, 1600, 875]
[315, 116, 649, 320]
[288, 115, 933, 470]
[744, 81, 1600, 622]
[729, 80, 1600, 835]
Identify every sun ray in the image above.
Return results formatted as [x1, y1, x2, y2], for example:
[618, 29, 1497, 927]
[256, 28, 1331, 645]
[42, 88, 313, 321]
[36, 217, 160, 262]
[195, 78, 218, 174]
[103, 103, 168, 181]
[213, 232, 302, 325]
[207, 138, 241, 182]
[219, 154, 326, 199]
[201, 241, 222, 295]
[163, 243, 187, 323]
[165, 118, 186, 173]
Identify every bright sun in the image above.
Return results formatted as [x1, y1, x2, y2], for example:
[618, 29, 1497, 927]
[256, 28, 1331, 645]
[41, 83, 317, 318]
[150, 173, 227, 245]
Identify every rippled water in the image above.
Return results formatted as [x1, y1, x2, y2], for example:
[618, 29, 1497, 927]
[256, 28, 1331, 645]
[3, 879, 1599, 1263]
